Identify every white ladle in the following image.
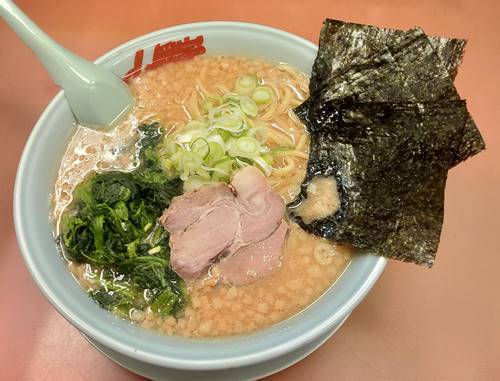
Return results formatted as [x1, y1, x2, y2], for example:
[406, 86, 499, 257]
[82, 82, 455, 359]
[0, 0, 133, 127]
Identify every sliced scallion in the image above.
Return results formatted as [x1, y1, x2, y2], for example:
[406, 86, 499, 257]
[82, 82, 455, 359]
[180, 152, 203, 180]
[228, 136, 261, 159]
[235, 75, 259, 95]
[190, 138, 210, 158]
[206, 141, 225, 164]
[201, 96, 223, 112]
[183, 175, 210, 192]
[262, 153, 274, 165]
[195, 167, 211, 180]
[253, 156, 273, 177]
[175, 133, 194, 144]
[252, 85, 273, 105]
[158, 73, 284, 185]
[240, 96, 258, 117]
[185, 120, 208, 131]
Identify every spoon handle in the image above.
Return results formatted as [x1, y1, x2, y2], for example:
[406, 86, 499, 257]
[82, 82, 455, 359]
[0, 0, 82, 87]
[0, 0, 133, 126]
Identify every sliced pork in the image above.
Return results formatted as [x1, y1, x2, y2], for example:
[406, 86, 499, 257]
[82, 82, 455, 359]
[160, 166, 287, 282]
[217, 220, 289, 285]
[169, 206, 239, 280]
[232, 167, 284, 244]
[159, 184, 234, 233]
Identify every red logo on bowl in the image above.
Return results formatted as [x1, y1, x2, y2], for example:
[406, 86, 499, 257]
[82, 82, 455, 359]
[123, 35, 206, 81]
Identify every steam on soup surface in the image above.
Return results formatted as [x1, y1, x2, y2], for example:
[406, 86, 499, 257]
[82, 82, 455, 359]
[53, 56, 352, 338]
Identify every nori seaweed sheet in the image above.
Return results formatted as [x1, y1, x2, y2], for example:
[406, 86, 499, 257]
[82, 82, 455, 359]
[290, 19, 485, 266]
[289, 100, 468, 266]
[428, 36, 466, 80]
[295, 29, 466, 120]
[308, 21, 461, 98]
[298, 20, 484, 165]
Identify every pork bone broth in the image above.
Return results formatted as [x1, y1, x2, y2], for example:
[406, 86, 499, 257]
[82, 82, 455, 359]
[53, 56, 352, 338]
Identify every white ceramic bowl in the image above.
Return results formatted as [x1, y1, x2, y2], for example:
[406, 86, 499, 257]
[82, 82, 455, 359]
[14, 21, 386, 380]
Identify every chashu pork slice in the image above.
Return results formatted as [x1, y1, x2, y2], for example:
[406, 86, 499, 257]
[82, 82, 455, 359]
[217, 220, 289, 285]
[160, 183, 234, 233]
[161, 166, 287, 282]
[169, 205, 239, 280]
[232, 166, 285, 244]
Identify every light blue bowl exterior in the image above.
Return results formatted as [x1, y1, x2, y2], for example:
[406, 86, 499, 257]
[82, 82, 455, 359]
[14, 22, 387, 371]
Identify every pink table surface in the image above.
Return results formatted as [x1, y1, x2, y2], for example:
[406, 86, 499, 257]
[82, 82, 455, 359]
[1, 1, 499, 380]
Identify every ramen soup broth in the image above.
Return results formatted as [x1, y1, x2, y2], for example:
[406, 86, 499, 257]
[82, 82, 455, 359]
[54, 56, 352, 338]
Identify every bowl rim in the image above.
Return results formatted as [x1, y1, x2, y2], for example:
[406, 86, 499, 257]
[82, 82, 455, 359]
[14, 20, 387, 370]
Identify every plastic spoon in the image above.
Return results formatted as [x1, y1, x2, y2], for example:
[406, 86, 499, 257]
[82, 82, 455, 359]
[0, 0, 133, 127]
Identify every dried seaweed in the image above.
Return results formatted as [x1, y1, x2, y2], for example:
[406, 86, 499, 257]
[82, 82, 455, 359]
[309, 20, 413, 103]
[307, 20, 464, 99]
[428, 36, 466, 80]
[298, 20, 484, 165]
[290, 19, 485, 266]
[385, 27, 459, 102]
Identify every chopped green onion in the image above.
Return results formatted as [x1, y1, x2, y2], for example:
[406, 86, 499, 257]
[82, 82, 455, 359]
[201, 96, 223, 112]
[223, 93, 241, 104]
[214, 158, 234, 173]
[183, 175, 210, 192]
[235, 75, 259, 95]
[240, 96, 258, 117]
[206, 141, 225, 164]
[214, 115, 241, 128]
[211, 121, 246, 135]
[169, 150, 182, 166]
[161, 158, 174, 170]
[234, 157, 251, 168]
[245, 117, 255, 129]
[252, 86, 273, 105]
[175, 134, 194, 144]
[206, 133, 225, 146]
[210, 159, 235, 182]
[195, 167, 211, 180]
[190, 138, 210, 158]
[228, 137, 261, 159]
[262, 153, 274, 165]
[179, 152, 203, 180]
[160, 137, 177, 156]
[214, 129, 232, 141]
[247, 126, 267, 142]
[157, 74, 286, 186]
[224, 137, 237, 151]
[185, 120, 208, 131]
[181, 151, 203, 169]
[209, 103, 243, 125]
[253, 156, 273, 177]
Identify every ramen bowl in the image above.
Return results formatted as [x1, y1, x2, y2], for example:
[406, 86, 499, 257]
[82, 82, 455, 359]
[14, 22, 387, 380]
